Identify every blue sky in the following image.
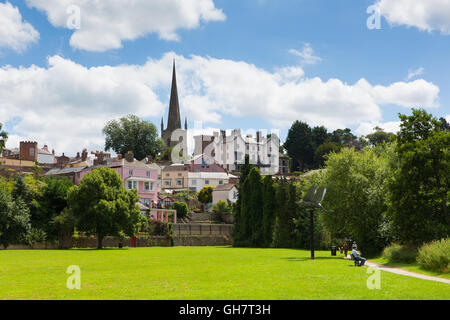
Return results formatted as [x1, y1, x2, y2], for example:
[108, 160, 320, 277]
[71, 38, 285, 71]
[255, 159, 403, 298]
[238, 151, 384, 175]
[0, 0, 449, 155]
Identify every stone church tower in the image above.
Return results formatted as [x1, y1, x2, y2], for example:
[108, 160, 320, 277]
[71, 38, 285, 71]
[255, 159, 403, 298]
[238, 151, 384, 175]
[161, 61, 187, 147]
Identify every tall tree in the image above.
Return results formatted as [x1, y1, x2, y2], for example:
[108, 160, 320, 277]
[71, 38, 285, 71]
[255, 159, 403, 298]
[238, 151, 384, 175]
[284, 121, 314, 171]
[321, 145, 394, 256]
[232, 155, 253, 247]
[0, 187, 31, 249]
[388, 109, 449, 244]
[243, 168, 263, 247]
[35, 177, 74, 241]
[365, 127, 396, 147]
[330, 128, 357, 147]
[103, 114, 165, 160]
[262, 175, 276, 247]
[67, 167, 143, 249]
[273, 179, 297, 248]
[0, 123, 7, 154]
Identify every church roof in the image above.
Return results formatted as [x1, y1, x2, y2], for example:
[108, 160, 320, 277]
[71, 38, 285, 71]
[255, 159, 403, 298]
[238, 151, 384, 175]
[166, 60, 181, 131]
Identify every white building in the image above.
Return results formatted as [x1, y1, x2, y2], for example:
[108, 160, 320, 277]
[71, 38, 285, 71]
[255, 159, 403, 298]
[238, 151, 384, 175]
[194, 129, 279, 175]
[212, 184, 238, 205]
[188, 171, 237, 193]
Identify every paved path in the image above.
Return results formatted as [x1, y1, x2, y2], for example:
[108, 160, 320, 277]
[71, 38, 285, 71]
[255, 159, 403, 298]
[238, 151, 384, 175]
[366, 261, 450, 285]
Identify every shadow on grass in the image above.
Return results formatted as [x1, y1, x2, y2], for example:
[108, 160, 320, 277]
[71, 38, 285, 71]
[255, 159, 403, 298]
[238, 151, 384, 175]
[281, 256, 344, 261]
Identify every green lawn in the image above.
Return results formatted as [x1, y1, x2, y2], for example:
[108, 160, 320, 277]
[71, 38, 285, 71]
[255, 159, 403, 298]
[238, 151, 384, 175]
[0, 247, 448, 300]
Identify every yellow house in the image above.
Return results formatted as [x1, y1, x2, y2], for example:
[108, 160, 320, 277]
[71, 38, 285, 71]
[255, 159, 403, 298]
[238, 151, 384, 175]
[161, 164, 189, 190]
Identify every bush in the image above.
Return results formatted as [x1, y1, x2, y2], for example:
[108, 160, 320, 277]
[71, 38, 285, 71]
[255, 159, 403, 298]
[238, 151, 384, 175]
[212, 201, 231, 214]
[382, 243, 418, 263]
[417, 238, 450, 272]
[147, 220, 169, 236]
[172, 201, 189, 220]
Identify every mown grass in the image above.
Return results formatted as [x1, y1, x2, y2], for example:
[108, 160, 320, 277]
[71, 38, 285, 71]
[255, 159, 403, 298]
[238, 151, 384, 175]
[0, 247, 449, 300]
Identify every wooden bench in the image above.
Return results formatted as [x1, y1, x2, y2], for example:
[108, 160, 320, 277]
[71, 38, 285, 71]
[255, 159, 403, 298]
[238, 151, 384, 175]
[351, 254, 362, 266]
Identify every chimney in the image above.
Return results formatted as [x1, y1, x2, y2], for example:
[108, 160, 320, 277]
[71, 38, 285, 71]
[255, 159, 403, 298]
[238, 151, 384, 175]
[118, 154, 123, 160]
[76, 152, 80, 159]
[43, 144, 49, 152]
[147, 155, 153, 163]
[125, 151, 134, 163]
[81, 149, 88, 162]
[52, 149, 55, 155]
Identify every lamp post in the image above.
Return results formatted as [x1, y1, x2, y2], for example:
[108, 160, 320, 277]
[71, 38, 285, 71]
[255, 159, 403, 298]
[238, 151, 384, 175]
[297, 186, 331, 260]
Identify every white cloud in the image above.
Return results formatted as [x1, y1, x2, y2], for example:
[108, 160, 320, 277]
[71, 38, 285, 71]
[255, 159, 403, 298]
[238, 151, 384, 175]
[377, 0, 450, 34]
[25, 0, 226, 52]
[289, 43, 322, 65]
[0, 2, 39, 52]
[0, 53, 440, 155]
[406, 67, 425, 81]
[356, 121, 401, 136]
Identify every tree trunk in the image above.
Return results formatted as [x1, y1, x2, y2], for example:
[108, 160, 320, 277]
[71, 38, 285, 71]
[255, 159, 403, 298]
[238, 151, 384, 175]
[97, 235, 104, 249]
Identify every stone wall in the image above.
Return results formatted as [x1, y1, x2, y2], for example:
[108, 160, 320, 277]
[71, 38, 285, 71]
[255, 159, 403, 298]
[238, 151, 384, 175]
[173, 224, 232, 237]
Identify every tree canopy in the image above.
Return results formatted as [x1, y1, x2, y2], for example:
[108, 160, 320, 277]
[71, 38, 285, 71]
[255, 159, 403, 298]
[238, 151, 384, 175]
[67, 167, 143, 248]
[388, 109, 449, 244]
[103, 114, 165, 161]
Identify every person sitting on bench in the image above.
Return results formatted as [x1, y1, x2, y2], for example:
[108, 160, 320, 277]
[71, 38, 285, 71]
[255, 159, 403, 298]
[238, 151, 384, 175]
[351, 244, 366, 266]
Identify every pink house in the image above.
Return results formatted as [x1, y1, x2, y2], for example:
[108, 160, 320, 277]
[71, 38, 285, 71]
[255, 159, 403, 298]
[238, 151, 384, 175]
[77, 157, 159, 208]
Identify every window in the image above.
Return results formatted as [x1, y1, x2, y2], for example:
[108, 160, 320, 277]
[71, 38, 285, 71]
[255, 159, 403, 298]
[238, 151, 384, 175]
[196, 168, 200, 172]
[165, 180, 172, 187]
[176, 179, 183, 186]
[166, 173, 170, 177]
[212, 168, 215, 172]
[144, 182, 150, 191]
[129, 170, 133, 176]
[191, 179, 197, 186]
[178, 173, 182, 177]
[29, 148, 35, 157]
[127, 180, 138, 190]
[233, 191, 238, 199]
[205, 180, 210, 185]
[219, 180, 223, 185]
[146, 171, 150, 177]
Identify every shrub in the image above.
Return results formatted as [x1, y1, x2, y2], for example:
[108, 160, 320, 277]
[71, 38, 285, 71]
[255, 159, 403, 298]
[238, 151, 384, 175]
[172, 201, 189, 220]
[417, 238, 450, 272]
[382, 243, 418, 263]
[212, 200, 231, 214]
[147, 220, 169, 236]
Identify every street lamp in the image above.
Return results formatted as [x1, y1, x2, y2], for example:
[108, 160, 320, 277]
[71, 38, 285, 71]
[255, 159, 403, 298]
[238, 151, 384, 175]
[297, 186, 332, 260]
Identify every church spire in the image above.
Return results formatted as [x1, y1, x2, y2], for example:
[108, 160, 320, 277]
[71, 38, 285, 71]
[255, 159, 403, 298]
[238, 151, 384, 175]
[167, 59, 181, 131]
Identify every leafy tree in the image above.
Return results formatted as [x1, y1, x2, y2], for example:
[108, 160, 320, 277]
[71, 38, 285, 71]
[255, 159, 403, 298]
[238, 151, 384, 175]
[172, 201, 189, 220]
[273, 179, 298, 248]
[232, 155, 253, 246]
[262, 175, 276, 247]
[365, 127, 396, 147]
[103, 114, 165, 160]
[52, 208, 76, 249]
[0, 187, 31, 249]
[197, 186, 214, 211]
[321, 146, 393, 256]
[0, 123, 7, 154]
[67, 167, 143, 249]
[330, 128, 357, 147]
[314, 142, 340, 167]
[241, 168, 264, 247]
[388, 109, 449, 244]
[35, 177, 74, 241]
[284, 121, 314, 171]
